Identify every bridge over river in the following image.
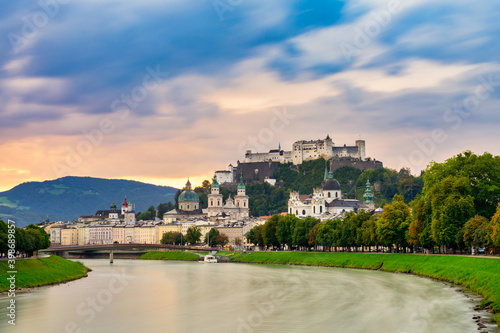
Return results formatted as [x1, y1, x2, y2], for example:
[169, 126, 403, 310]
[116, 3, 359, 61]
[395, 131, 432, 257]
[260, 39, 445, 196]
[41, 244, 216, 263]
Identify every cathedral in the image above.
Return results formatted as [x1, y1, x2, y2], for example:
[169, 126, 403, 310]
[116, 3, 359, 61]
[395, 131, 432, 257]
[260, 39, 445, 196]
[163, 179, 206, 221]
[288, 168, 369, 219]
[207, 174, 249, 220]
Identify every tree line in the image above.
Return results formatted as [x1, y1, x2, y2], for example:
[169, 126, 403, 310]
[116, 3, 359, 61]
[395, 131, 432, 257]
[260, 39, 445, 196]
[159, 226, 230, 247]
[247, 152, 500, 254]
[0, 219, 51, 256]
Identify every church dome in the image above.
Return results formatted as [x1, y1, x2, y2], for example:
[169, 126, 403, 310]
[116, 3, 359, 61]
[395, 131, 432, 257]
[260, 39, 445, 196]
[178, 190, 199, 202]
[322, 171, 341, 191]
[178, 178, 199, 202]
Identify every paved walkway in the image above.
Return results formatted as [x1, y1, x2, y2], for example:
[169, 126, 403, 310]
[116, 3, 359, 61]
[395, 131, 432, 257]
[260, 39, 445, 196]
[0, 253, 50, 261]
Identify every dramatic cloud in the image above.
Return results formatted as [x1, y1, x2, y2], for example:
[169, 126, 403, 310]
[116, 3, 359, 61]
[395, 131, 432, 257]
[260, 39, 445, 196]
[0, 0, 499, 191]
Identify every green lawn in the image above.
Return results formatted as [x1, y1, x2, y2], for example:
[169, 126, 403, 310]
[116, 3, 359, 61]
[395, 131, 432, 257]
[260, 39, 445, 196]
[234, 252, 500, 324]
[138, 251, 199, 261]
[0, 255, 90, 292]
[215, 251, 237, 256]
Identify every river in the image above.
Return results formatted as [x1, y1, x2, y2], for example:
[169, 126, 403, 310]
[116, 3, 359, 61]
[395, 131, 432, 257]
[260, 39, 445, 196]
[0, 259, 488, 333]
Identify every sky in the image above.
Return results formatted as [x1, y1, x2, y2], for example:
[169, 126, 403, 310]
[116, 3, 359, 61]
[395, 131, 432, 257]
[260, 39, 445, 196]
[1, 0, 500, 192]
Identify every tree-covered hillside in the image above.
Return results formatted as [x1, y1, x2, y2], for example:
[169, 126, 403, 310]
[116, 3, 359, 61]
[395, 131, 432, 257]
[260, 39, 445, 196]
[273, 159, 423, 208]
[0, 176, 177, 226]
[203, 159, 423, 217]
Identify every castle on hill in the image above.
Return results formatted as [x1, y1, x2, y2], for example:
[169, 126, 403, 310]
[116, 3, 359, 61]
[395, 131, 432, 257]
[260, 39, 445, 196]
[215, 135, 382, 185]
[244, 135, 365, 165]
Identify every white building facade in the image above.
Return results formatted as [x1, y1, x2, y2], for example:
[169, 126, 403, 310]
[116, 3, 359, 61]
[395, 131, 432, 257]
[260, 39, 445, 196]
[207, 175, 249, 220]
[244, 136, 366, 165]
[288, 171, 368, 219]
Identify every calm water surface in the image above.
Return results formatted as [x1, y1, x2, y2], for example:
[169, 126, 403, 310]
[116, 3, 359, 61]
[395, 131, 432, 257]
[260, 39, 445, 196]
[0, 259, 487, 333]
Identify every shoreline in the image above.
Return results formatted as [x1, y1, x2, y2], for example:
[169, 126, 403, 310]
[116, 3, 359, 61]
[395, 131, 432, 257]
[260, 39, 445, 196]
[0, 255, 91, 294]
[229, 258, 497, 332]
[134, 250, 499, 332]
[228, 251, 500, 329]
[134, 250, 500, 328]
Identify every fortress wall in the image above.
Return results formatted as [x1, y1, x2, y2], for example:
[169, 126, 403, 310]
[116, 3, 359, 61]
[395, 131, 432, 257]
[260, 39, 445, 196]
[234, 161, 281, 183]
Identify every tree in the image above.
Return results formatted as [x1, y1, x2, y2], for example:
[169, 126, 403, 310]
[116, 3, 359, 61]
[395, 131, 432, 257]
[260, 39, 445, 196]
[0, 219, 8, 254]
[292, 217, 320, 250]
[246, 225, 264, 247]
[262, 215, 280, 248]
[316, 219, 338, 249]
[137, 205, 156, 220]
[463, 216, 489, 248]
[194, 185, 209, 209]
[204, 228, 220, 247]
[489, 202, 500, 248]
[202, 180, 211, 191]
[26, 224, 50, 249]
[359, 215, 379, 250]
[157, 202, 175, 218]
[333, 166, 362, 198]
[308, 223, 321, 247]
[408, 195, 434, 250]
[161, 231, 183, 245]
[215, 233, 229, 247]
[174, 189, 182, 209]
[424, 151, 500, 219]
[235, 237, 242, 247]
[377, 194, 411, 252]
[429, 176, 475, 250]
[185, 226, 202, 244]
[276, 214, 298, 247]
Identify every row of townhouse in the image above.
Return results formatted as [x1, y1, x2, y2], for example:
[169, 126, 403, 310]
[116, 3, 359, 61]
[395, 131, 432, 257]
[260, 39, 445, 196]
[48, 219, 259, 247]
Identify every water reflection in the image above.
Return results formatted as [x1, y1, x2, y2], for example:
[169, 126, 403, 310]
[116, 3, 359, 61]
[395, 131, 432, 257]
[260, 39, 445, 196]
[0, 260, 486, 333]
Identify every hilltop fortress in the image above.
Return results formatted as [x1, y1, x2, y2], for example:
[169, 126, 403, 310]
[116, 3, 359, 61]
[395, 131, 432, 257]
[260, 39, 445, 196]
[244, 135, 366, 165]
[216, 136, 383, 185]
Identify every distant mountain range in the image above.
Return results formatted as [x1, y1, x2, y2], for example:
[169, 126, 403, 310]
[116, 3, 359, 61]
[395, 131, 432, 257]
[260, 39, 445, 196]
[0, 176, 178, 227]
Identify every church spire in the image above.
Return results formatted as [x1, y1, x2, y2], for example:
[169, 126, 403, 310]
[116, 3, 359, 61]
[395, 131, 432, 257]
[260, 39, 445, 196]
[363, 180, 374, 204]
[323, 162, 328, 181]
[212, 174, 219, 188]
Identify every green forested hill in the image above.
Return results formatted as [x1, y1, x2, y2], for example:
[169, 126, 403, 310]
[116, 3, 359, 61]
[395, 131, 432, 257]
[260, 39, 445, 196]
[262, 159, 423, 215]
[0, 176, 177, 226]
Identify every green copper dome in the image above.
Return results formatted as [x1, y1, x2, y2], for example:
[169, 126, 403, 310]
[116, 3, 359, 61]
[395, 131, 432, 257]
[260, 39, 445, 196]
[237, 175, 245, 189]
[212, 174, 219, 188]
[178, 190, 199, 202]
[178, 178, 199, 202]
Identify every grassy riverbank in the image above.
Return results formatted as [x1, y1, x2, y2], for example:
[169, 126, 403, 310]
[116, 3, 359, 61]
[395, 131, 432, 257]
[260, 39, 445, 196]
[138, 251, 199, 261]
[0, 255, 90, 292]
[233, 252, 500, 324]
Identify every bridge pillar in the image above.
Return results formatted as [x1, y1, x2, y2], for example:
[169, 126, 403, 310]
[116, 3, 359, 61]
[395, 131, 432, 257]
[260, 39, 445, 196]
[55, 251, 69, 259]
[110, 250, 114, 264]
